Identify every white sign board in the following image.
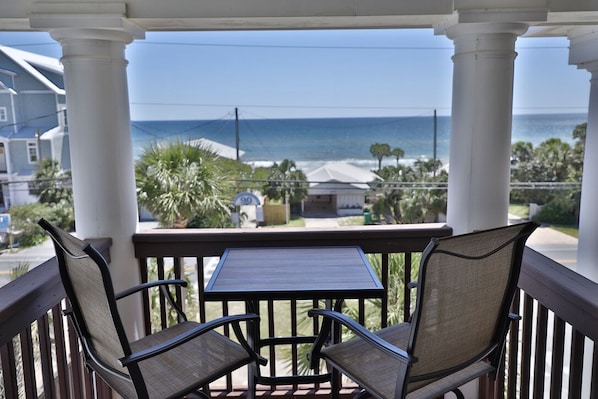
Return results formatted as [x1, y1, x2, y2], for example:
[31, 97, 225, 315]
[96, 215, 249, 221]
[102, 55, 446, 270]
[233, 192, 261, 206]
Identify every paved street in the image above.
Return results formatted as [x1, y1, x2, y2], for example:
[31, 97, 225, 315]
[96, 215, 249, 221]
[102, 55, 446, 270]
[0, 238, 55, 287]
[526, 224, 578, 270]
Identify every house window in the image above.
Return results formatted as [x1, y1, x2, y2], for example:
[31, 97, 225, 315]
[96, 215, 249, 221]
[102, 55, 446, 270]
[0, 107, 7, 122]
[27, 141, 39, 163]
[57, 105, 67, 127]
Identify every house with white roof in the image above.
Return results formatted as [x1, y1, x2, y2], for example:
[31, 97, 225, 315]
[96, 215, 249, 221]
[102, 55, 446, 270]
[304, 161, 381, 216]
[187, 137, 245, 160]
[0, 45, 69, 209]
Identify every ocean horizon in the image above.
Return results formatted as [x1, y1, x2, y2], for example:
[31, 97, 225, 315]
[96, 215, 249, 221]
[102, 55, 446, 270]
[131, 113, 588, 172]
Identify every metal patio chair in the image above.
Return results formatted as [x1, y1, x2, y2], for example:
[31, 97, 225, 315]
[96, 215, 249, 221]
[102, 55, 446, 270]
[39, 218, 266, 399]
[308, 222, 538, 399]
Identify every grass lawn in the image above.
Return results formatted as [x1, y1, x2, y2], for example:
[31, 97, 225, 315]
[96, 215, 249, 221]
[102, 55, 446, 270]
[338, 216, 365, 226]
[509, 203, 529, 219]
[264, 215, 365, 227]
[264, 216, 306, 228]
[551, 225, 579, 238]
[508, 202, 579, 238]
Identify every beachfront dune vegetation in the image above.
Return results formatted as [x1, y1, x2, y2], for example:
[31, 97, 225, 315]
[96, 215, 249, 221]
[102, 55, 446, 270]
[510, 122, 585, 225]
[371, 158, 448, 224]
[367, 121, 585, 227]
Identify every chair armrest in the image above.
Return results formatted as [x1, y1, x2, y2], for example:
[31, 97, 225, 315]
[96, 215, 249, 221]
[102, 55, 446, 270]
[508, 312, 522, 321]
[116, 279, 189, 322]
[308, 309, 413, 366]
[120, 314, 267, 367]
[115, 279, 187, 300]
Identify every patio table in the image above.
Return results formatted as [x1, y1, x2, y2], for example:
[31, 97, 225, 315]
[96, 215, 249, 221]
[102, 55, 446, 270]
[204, 246, 384, 398]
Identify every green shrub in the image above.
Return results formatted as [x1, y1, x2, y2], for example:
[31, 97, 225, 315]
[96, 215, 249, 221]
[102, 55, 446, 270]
[7, 201, 74, 248]
[9, 203, 54, 247]
[532, 196, 577, 225]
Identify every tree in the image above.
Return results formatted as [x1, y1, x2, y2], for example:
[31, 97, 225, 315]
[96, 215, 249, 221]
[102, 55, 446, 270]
[370, 159, 447, 224]
[510, 125, 586, 225]
[570, 122, 586, 182]
[391, 147, 404, 167]
[412, 158, 442, 180]
[263, 159, 307, 206]
[369, 143, 391, 171]
[32, 158, 72, 204]
[9, 203, 54, 246]
[535, 138, 572, 182]
[135, 141, 231, 228]
[511, 141, 534, 165]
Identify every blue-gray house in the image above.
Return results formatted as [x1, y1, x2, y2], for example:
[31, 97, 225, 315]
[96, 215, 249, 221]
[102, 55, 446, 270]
[0, 45, 69, 209]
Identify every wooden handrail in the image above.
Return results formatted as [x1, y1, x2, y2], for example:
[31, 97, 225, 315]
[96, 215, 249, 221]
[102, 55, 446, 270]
[519, 247, 598, 341]
[0, 256, 63, 347]
[0, 238, 112, 347]
[132, 223, 453, 257]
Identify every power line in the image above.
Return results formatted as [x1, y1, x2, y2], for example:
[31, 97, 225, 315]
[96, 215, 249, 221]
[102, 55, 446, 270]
[4, 40, 568, 52]
[129, 101, 451, 111]
[134, 41, 568, 51]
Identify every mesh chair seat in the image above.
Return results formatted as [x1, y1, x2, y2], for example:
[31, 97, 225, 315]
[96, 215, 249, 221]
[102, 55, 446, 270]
[100, 322, 254, 399]
[322, 322, 494, 398]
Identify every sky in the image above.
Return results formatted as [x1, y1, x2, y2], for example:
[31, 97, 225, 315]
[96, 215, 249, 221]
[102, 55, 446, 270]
[0, 29, 591, 121]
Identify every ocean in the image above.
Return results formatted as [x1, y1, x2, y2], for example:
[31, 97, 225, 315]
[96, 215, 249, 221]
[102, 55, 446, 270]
[131, 113, 588, 171]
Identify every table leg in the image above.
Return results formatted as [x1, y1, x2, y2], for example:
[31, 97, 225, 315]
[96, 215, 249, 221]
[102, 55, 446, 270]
[246, 300, 260, 399]
[331, 299, 345, 398]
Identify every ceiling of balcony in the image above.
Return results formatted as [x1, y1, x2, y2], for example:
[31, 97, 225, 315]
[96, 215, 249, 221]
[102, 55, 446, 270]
[0, 0, 597, 38]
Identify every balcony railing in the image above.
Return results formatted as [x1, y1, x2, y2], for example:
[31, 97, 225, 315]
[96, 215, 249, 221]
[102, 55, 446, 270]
[1, 224, 596, 398]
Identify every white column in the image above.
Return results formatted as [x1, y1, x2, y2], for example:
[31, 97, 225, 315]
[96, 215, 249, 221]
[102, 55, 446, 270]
[569, 28, 598, 283]
[439, 22, 528, 234]
[50, 28, 144, 337]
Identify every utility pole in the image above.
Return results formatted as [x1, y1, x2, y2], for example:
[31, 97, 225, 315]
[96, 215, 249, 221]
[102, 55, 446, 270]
[235, 107, 240, 161]
[433, 109, 437, 177]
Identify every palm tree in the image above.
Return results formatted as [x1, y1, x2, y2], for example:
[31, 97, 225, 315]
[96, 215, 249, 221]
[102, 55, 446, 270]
[369, 143, 391, 171]
[32, 158, 72, 204]
[264, 159, 307, 205]
[511, 141, 535, 165]
[391, 147, 404, 167]
[135, 141, 230, 228]
[535, 138, 572, 182]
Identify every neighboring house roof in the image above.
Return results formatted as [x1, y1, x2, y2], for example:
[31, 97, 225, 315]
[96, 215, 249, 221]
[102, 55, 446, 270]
[0, 81, 17, 95]
[306, 161, 382, 190]
[188, 138, 245, 160]
[0, 125, 56, 139]
[0, 45, 65, 95]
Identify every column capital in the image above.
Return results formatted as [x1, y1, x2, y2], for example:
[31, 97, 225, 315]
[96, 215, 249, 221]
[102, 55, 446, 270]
[569, 27, 598, 73]
[438, 22, 528, 59]
[435, 7, 546, 34]
[437, 20, 529, 42]
[29, 2, 144, 43]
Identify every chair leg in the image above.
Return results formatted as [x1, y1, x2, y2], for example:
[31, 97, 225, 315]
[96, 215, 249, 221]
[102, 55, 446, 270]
[331, 368, 341, 399]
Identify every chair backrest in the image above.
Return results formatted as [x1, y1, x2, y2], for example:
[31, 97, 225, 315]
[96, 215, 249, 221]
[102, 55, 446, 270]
[406, 222, 537, 390]
[38, 219, 132, 378]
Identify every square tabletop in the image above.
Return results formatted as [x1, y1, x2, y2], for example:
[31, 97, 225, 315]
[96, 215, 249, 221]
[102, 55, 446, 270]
[204, 246, 384, 301]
